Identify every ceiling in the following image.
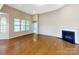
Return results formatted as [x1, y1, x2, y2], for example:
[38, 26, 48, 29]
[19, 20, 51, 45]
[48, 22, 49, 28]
[7, 4, 65, 15]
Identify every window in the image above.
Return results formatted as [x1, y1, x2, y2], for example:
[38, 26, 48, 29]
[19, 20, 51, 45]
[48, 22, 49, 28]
[21, 20, 26, 31]
[14, 18, 20, 32]
[0, 16, 7, 33]
[25, 20, 30, 31]
[14, 18, 30, 32]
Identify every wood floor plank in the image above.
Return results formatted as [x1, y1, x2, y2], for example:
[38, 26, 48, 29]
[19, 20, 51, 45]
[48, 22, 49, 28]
[0, 34, 79, 55]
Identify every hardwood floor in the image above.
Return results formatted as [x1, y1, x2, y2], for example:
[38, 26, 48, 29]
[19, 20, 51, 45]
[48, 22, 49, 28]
[0, 34, 79, 55]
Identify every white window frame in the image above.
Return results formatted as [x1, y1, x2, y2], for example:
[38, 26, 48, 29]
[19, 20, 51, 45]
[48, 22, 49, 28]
[25, 20, 30, 31]
[21, 19, 26, 31]
[14, 18, 21, 32]
[0, 16, 7, 33]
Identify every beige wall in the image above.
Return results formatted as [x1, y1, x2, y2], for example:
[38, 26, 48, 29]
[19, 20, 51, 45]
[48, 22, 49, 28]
[1, 5, 32, 39]
[39, 5, 79, 38]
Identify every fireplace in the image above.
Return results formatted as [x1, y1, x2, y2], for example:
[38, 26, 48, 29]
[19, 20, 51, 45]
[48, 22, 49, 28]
[62, 30, 75, 44]
[61, 27, 79, 44]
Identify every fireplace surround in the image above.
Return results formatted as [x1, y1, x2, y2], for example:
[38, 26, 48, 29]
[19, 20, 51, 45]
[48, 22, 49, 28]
[61, 27, 79, 44]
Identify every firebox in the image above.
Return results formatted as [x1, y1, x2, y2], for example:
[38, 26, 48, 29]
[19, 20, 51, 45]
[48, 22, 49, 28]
[62, 30, 75, 44]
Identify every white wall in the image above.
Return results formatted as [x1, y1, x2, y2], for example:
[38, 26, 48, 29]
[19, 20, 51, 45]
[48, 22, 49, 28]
[39, 5, 79, 38]
[0, 4, 4, 10]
